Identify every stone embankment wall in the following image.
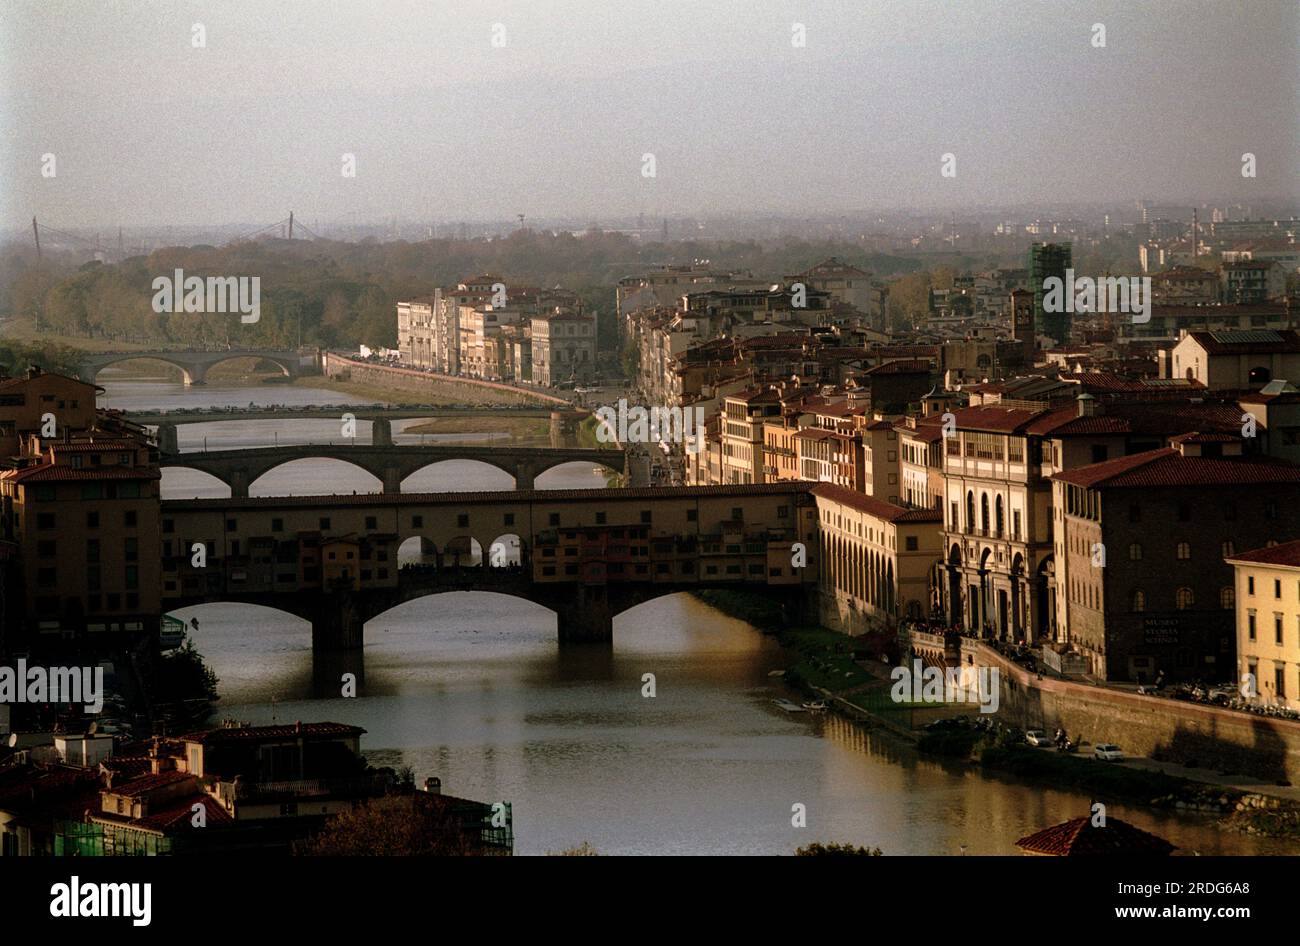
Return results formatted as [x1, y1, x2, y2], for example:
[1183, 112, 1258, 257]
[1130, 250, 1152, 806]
[963, 641, 1300, 782]
[321, 352, 571, 407]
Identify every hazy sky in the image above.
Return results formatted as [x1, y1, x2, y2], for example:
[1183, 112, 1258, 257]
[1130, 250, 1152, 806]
[3, 0, 1297, 228]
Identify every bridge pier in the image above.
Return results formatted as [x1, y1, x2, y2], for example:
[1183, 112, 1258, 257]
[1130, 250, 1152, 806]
[156, 422, 179, 454]
[554, 586, 614, 644]
[311, 588, 366, 652]
[229, 470, 250, 499]
[382, 467, 402, 494]
[185, 364, 207, 386]
[514, 463, 536, 491]
[371, 418, 393, 447]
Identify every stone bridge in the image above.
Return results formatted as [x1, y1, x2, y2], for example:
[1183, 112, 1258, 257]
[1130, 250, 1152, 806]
[160, 483, 818, 651]
[161, 443, 627, 494]
[78, 349, 311, 386]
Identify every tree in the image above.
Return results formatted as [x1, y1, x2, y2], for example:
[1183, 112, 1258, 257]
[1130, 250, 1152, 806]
[295, 795, 483, 856]
[795, 842, 883, 856]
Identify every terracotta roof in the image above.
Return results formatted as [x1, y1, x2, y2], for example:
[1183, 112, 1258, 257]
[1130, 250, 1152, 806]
[50, 440, 143, 452]
[1015, 817, 1174, 856]
[1226, 539, 1300, 569]
[811, 483, 942, 523]
[1, 463, 160, 483]
[946, 405, 1046, 433]
[135, 794, 231, 832]
[795, 428, 854, 442]
[1026, 401, 1243, 437]
[861, 359, 932, 375]
[178, 722, 366, 745]
[111, 771, 193, 797]
[1053, 448, 1300, 489]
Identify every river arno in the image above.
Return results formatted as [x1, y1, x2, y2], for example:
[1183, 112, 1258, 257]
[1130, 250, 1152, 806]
[99, 372, 1298, 855]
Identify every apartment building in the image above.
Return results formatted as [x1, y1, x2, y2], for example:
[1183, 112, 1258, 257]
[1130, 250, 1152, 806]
[719, 388, 784, 484]
[531, 309, 596, 386]
[1227, 540, 1300, 708]
[896, 413, 946, 510]
[1053, 443, 1300, 682]
[813, 483, 943, 635]
[940, 404, 1053, 641]
[0, 371, 162, 648]
[1221, 260, 1288, 304]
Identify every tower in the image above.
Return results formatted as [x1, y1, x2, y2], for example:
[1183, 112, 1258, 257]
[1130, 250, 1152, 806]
[1029, 242, 1073, 346]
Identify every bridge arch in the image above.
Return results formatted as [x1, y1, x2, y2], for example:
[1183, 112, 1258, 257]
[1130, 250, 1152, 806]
[487, 533, 524, 567]
[160, 465, 234, 499]
[247, 457, 383, 497]
[533, 457, 623, 489]
[400, 458, 517, 492]
[201, 353, 295, 381]
[87, 354, 199, 386]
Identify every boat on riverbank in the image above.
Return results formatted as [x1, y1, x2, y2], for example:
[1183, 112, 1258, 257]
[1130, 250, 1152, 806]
[771, 698, 806, 713]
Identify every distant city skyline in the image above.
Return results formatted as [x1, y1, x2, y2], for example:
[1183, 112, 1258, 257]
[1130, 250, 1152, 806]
[3, 0, 1298, 229]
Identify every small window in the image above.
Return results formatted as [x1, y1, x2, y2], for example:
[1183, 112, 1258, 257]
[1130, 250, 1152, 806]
[1176, 587, 1194, 609]
[1176, 542, 1190, 560]
[1129, 543, 1142, 561]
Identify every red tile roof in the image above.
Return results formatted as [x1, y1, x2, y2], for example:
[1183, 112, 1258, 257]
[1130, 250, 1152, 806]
[1025, 401, 1243, 437]
[109, 770, 194, 797]
[179, 722, 366, 745]
[1053, 448, 1300, 489]
[861, 359, 932, 375]
[1015, 817, 1174, 855]
[811, 483, 942, 523]
[946, 405, 1046, 433]
[1226, 539, 1300, 569]
[1, 463, 160, 483]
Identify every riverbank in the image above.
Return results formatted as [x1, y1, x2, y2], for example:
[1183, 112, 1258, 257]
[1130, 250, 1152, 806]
[403, 415, 552, 444]
[691, 588, 1300, 843]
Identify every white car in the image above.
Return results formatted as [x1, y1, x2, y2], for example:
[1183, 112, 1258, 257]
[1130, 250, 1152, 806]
[1025, 730, 1051, 747]
[1094, 744, 1124, 761]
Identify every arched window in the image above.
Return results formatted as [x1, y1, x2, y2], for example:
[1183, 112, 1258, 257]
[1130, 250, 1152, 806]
[995, 496, 1004, 536]
[1131, 590, 1145, 612]
[980, 493, 990, 534]
[966, 491, 975, 531]
[1176, 587, 1195, 609]
[1220, 587, 1235, 609]
[1129, 543, 1142, 561]
[1248, 366, 1272, 385]
[1176, 542, 1190, 560]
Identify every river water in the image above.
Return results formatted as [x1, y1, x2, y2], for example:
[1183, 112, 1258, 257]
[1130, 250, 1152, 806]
[97, 371, 1295, 855]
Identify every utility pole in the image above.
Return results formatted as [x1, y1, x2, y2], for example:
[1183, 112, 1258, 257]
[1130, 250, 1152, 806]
[288, 211, 294, 240]
[32, 217, 40, 260]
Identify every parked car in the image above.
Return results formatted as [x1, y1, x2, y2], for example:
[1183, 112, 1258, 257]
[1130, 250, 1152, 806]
[1094, 744, 1124, 761]
[1025, 730, 1051, 747]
